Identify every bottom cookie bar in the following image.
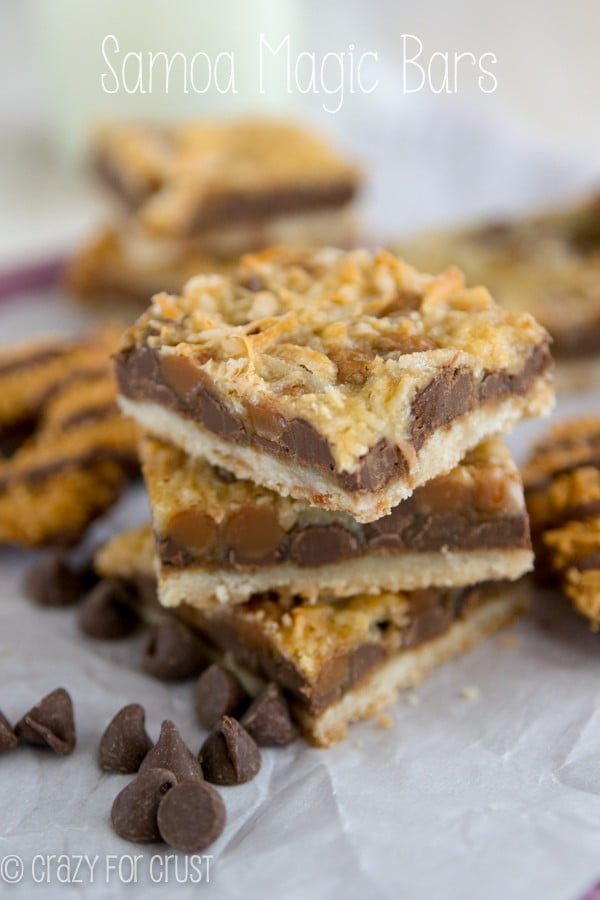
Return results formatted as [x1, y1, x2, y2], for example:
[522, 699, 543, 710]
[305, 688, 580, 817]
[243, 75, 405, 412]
[96, 526, 527, 746]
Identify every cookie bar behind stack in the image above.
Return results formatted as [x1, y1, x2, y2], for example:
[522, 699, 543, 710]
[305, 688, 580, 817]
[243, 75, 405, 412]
[67, 119, 362, 307]
[95, 525, 528, 747]
[139, 434, 532, 608]
[524, 417, 600, 628]
[397, 192, 600, 388]
[117, 246, 554, 522]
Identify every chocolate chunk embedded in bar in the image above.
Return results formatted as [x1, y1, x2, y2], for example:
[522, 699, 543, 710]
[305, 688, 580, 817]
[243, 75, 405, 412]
[117, 247, 553, 522]
[139, 435, 532, 607]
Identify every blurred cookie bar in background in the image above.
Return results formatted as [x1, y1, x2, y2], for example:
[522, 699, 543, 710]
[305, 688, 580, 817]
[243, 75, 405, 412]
[66, 119, 362, 308]
[397, 193, 600, 390]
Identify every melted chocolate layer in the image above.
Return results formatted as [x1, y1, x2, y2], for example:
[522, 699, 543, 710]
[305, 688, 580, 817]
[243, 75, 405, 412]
[117, 342, 551, 496]
[159, 509, 529, 571]
[179, 584, 497, 715]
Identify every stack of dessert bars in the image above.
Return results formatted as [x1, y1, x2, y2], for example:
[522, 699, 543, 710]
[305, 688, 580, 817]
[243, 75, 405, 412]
[113, 246, 554, 746]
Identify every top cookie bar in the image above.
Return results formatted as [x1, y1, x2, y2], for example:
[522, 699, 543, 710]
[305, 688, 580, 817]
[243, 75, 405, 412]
[117, 247, 554, 522]
[94, 119, 361, 238]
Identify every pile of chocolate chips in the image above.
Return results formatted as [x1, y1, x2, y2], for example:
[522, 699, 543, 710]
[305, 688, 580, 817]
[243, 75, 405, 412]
[24, 555, 299, 745]
[102, 709, 263, 852]
[101, 683, 298, 851]
[23, 555, 300, 853]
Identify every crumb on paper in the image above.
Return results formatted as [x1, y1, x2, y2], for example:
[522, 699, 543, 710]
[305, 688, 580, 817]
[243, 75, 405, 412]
[406, 693, 419, 707]
[461, 685, 480, 701]
[499, 634, 520, 649]
[378, 714, 393, 729]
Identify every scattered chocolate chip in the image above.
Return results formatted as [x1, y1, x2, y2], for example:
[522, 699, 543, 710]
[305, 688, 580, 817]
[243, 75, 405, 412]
[77, 578, 140, 640]
[199, 716, 261, 786]
[214, 466, 236, 483]
[0, 711, 18, 753]
[15, 688, 75, 755]
[111, 768, 176, 843]
[157, 780, 226, 853]
[194, 665, 247, 730]
[139, 720, 203, 784]
[141, 620, 207, 681]
[24, 554, 88, 607]
[243, 275, 264, 292]
[240, 684, 298, 747]
[99, 704, 154, 774]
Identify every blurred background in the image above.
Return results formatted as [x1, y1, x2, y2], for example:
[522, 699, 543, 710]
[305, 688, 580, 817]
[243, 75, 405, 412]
[1, 0, 599, 270]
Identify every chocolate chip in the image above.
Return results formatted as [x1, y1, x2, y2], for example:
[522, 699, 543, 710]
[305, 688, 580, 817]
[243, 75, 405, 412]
[243, 275, 264, 292]
[15, 688, 75, 755]
[157, 781, 226, 852]
[340, 438, 406, 492]
[141, 620, 208, 681]
[23, 554, 88, 607]
[167, 510, 217, 559]
[240, 684, 298, 747]
[77, 579, 141, 640]
[288, 524, 359, 567]
[191, 389, 246, 442]
[199, 716, 261, 785]
[157, 536, 196, 568]
[279, 418, 336, 471]
[99, 704, 154, 774]
[410, 368, 474, 451]
[223, 505, 284, 565]
[111, 768, 177, 843]
[0, 711, 18, 753]
[214, 466, 236, 483]
[194, 665, 247, 730]
[139, 720, 204, 784]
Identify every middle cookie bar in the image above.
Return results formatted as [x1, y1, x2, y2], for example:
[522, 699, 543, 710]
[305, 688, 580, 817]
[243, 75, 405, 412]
[139, 434, 533, 608]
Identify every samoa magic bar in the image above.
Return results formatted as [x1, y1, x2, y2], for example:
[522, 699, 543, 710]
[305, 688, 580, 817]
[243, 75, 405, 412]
[92, 121, 361, 249]
[116, 248, 554, 522]
[95, 526, 527, 747]
[140, 435, 532, 607]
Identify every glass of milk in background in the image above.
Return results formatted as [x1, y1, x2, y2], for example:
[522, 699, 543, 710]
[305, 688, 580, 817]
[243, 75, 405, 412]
[33, 0, 303, 159]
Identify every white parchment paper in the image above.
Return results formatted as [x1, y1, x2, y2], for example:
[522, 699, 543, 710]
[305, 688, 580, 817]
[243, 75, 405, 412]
[0, 99, 600, 900]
